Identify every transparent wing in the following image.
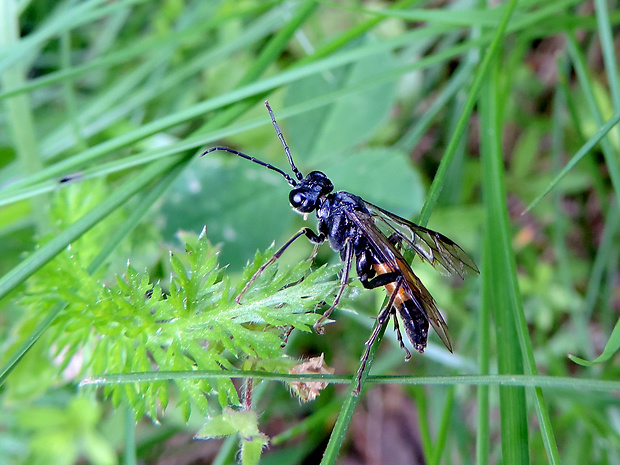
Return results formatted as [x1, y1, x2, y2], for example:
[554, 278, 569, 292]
[363, 200, 479, 279]
[346, 208, 453, 352]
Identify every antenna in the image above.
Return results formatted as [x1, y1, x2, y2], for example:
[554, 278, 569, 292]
[265, 101, 304, 181]
[201, 147, 297, 187]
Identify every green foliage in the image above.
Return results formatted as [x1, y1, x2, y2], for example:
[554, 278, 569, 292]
[196, 407, 269, 465]
[569, 316, 620, 367]
[1, 176, 339, 464]
[2, 0, 620, 464]
[16, 396, 116, 465]
[5, 213, 338, 424]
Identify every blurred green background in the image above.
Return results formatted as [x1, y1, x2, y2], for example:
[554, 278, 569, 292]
[1, 0, 619, 464]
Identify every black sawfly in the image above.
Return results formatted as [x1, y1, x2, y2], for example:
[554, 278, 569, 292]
[202, 101, 479, 395]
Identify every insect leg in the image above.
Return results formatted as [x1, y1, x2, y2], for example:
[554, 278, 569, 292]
[314, 240, 354, 334]
[353, 277, 403, 395]
[362, 271, 400, 290]
[359, 263, 412, 358]
[392, 313, 412, 361]
[236, 227, 325, 303]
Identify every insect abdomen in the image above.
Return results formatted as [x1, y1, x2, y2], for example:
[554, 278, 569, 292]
[372, 262, 429, 353]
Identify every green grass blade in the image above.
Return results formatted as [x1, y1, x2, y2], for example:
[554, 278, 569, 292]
[569, 201, 620, 366]
[480, 47, 530, 465]
[418, 0, 518, 226]
[0, 300, 67, 386]
[396, 58, 476, 153]
[480, 23, 561, 464]
[524, 110, 620, 212]
[594, 0, 620, 142]
[0, 157, 179, 302]
[0, 156, 189, 387]
[7, 6, 572, 193]
[569, 312, 620, 367]
[429, 386, 454, 465]
[566, 32, 620, 206]
[582, 201, 620, 321]
[86, 156, 190, 275]
[477, 245, 491, 465]
[319, 320, 387, 465]
[82, 370, 620, 394]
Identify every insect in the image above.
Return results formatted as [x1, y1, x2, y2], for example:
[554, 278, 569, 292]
[203, 101, 479, 394]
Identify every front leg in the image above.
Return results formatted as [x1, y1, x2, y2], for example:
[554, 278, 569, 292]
[236, 227, 325, 303]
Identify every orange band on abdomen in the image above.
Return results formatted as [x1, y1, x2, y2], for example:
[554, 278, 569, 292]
[372, 262, 407, 306]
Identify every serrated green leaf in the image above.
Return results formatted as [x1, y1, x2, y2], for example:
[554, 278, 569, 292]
[158, 382, 169, 411]
[169, 252, 188, 284]
[146, 385, 159, 421]
[178, 388, 191, 423]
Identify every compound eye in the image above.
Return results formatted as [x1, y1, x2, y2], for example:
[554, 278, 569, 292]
[289, 191, 304, 209]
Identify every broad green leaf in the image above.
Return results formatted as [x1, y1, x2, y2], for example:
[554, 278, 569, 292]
[284, 37, 399, 162]
[160, 156, 292, 270]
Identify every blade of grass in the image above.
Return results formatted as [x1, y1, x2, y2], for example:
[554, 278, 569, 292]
[418, 0, 518, 225]
[556, 53, 609, 204]
[569, 200, 620, 366]
[0, 0, 45, 232]
[0, 0, 146, 75]
[594, 0, 620, 143]
[566, 32, 620, 206]
[480, 22, 561, 464]
[550, 68, 592, 358]
[271, 400, 342, 446]
[0, 156, 180, 302]
[124, 406, 137, 465]
[477, 241, 491, 465]
[0, 301, 66, 387]
[477, 31, 492, 453]
[0, 155, 190, 386]
[412, 385, 432, 460]
[318, 320, 387, 465]
[569, 301, 620, 367]
[7, 1, 575, 193]
[303, 0, 423, 63]
[87, 157, 190, 274]
[524, 110, 620, 212]
[429, 386, 455, 465]
[190, 0, 320, 142]
[395, 56, 477, 153]
[581, 200, 620, 321]
[45, 52, 173, 158]
[82, 370, 620, 394]
[480, 39, 530, 465]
